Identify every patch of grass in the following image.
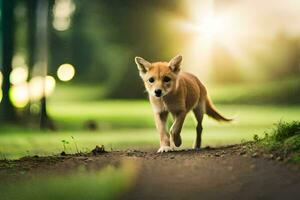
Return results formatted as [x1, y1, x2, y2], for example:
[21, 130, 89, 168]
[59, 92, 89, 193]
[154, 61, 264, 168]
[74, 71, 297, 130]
[273, 121, 300, 141]
[259, 121, 300, 156]
[287, 155, 300, 164]
[284, 135, 300, 153]
[0, 126, 266, 159]
[0, 160, 137, 200]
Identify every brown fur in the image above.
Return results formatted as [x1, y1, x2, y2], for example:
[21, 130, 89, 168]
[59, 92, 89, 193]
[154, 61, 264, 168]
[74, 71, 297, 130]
[135, 55, 232, 153]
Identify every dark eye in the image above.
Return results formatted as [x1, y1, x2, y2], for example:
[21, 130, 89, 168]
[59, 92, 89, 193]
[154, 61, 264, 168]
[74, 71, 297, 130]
[148, 77, 155, 83]
[163, 76, 171, 83]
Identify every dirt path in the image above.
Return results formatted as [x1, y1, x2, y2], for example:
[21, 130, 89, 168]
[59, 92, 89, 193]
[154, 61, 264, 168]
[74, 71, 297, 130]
[1, 145, 300, 200]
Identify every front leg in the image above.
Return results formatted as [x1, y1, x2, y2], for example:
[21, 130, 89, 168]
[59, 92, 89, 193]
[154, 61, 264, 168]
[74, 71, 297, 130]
[170, 112, 186, 147]
[154, 112, 173, 153]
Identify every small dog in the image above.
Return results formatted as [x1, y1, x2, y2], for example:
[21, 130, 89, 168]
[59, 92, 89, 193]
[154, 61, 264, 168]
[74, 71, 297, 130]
[135, 55, 232, 153]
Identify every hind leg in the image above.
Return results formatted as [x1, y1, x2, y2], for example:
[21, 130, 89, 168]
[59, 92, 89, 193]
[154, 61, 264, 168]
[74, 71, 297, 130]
[193, 104, 204, 149]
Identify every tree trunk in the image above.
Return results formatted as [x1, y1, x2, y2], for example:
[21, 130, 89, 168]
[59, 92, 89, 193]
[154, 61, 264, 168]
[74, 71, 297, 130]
[35, 0, 50, 130]
[0, 0, 17, 123]
[27, 0, 37, 79]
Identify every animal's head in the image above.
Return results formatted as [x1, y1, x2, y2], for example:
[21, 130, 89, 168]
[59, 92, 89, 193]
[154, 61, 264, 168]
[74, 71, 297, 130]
[134, 55, 182, 98]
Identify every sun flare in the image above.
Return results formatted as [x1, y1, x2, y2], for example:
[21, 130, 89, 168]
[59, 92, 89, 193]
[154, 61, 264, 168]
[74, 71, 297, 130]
[182, 13, 230, 42]
[172, 1, 248, 80]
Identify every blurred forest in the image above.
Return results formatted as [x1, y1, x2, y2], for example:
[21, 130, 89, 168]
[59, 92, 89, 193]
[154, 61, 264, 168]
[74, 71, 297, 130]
[0, 0, 300, 127]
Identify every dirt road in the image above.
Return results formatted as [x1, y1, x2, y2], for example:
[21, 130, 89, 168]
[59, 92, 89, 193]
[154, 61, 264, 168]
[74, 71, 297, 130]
[1, 145, 300, 200]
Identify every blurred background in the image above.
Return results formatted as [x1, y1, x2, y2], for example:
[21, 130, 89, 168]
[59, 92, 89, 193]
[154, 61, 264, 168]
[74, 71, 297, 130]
[0, 0, 299, 158]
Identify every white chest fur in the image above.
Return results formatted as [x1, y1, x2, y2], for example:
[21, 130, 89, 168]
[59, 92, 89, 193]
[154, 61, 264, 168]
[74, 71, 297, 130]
[150, 98, 167, 113]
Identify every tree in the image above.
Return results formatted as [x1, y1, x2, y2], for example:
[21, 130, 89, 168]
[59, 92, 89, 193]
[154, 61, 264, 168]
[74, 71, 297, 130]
[100, 0, 182, 98]
[26, 0, 37, 80]
[35, 0, 52, 129]
[0, 0, 17, 122]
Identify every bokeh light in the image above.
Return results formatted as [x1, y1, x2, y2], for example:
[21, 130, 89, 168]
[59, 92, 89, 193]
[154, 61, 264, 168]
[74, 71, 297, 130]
[172, 1, 243, 79]
[10, 67, 29, 85]
[9, 84, 29, 108]
[57, 63, 75, 81]
[52, 0, 76, 31]
[29, 76, 56, 101]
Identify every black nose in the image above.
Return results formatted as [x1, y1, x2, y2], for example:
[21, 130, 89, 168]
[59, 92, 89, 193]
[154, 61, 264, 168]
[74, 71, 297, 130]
[154, 89, 162, 97]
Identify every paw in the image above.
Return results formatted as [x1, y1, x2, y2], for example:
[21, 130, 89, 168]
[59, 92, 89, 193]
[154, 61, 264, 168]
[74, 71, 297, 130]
[170, 142, 176, 149]
[157, 146, 174, 153]
[193, 144, 201, 151]
[193, 147, 201, 151]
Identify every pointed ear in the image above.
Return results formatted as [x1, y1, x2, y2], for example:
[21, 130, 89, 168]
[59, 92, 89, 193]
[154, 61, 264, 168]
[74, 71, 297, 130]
[169, 55, 182, 73]
[135, 56, 151, 74]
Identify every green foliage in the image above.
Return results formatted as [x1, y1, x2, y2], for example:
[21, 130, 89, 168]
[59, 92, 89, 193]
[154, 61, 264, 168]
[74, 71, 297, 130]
[287, 155, 300, 164]
[272, 121, 300, 141]
[253, 134, 260, 142]
[71, 136, 79, 154]
[283, 135, 300, 152]
[259, 121, 300, 154]
[61, 140, 69, 152]
[61, 136, 80, 154]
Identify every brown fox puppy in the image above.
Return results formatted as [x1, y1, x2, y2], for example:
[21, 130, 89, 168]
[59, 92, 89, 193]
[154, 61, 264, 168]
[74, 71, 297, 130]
[135, 55, 232, 153]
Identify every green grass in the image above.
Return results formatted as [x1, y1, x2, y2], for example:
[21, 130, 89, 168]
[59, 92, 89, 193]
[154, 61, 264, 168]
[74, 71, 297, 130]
[288, 155, 300, 163]
[0, 160, 137, 200]
[0, 127, 263, 159]
[255, 121, 300, 164]
[259, 121, 300, 154]
[1, 103, 299, 159]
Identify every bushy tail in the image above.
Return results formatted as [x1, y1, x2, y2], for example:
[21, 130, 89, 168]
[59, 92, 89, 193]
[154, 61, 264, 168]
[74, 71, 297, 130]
[205, 96, 233, 122]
